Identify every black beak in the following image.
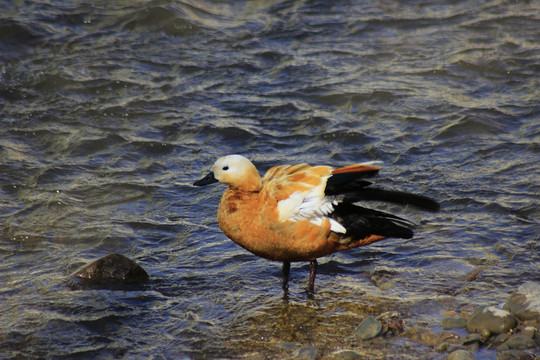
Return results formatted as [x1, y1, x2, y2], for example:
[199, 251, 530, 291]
[193, 172, 218, 186]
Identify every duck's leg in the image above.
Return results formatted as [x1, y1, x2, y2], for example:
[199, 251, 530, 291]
[308, 260, 318, 294]
[282, 261, 291, 290]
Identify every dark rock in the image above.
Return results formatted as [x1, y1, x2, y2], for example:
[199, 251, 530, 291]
[462, 332, 485, 352]
[466, 306, 517, 335]
[496, 350, 535, 360]
[354, 316, 382, 340]
[501, 333, 536, 350]
[504, 282, 540, 321]
[442, 316, 468, 329]
[493, 332, 511, 346]
[72, 253, 149, 285]
[446, 349, 474, 360]
[462, 333, 485, 346]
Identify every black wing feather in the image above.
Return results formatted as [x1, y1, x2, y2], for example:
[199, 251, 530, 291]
[325, 166, 439, 239]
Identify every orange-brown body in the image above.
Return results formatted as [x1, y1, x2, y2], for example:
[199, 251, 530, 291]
[216, 163, 385, 262]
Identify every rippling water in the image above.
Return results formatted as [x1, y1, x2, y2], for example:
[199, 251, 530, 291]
[1, 0, 539, 358]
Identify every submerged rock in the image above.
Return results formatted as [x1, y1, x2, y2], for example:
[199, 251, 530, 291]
[403, 326, 442, 347]
[293, 345, 319, 360]
[504, 281, 540, 321]
[354, 316, 382, 340]
[325, 349, 364, 360]
[496, 350, 535, 360]
[370, 267, 398, 290]
[466, 306, 517, 335]
[442, 316, 468, 330]
[498, 331, 537, 350]
[72, 253, 149, 286]
[446, 349, 474, 360]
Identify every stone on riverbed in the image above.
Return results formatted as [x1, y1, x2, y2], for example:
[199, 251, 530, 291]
[496, 350, 535, 360]
[442, 316, 468, 329]
[292, 345, 319, 360]
[496, 328, 537, 350]
[466, 306, 517, 335]
[446, 349, 475, 360]
[503, 281, 540, 321]
[325, 349, 364, 360]
[354, 316, 382, 340]
[72, 253, 149, 287]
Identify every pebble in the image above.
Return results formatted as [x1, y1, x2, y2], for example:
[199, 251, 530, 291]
[462, 333, 485, 346]
[293, 345, 319, 360]
[466, 306, 517, 335]
[436, 342, 450, 352]
[498, 332, 536, 350]
[496, 350, 535, 360]
[442, 316, 468, 329]
[354, 316, 382, 340]
[446, 349, 475, 360]
[324, 349, 363, 360]
[240, 351, 266, 360]
[493, 333, 511, 346]
[503, 281, 540, 321]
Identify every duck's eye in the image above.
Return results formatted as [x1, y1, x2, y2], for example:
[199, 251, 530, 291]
[223, 166, 229, 171]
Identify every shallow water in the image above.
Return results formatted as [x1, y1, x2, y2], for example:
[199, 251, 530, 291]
[1, 0, 539, 358]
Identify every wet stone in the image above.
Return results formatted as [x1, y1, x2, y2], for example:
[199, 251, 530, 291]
[436, 342, 450, 352]
[442, 316, 468, 330]
[72, 253, 149, 286]
[354, 316, 382, 340]
[466, 306, 517, 335]
[403, 326, 441, 346]
[493, 333, 511, 346]
[496, 350, 535, 360]
[462, 333, 485, 346]
[499, 332, 537, 350]
[324, 349, 363, 360]
[293, 345, 319, 360]
[446, 349, 475, 360]
[439, 331, 461, 343]
[503, 281, 540, 321]
[240, 351, 266, 360]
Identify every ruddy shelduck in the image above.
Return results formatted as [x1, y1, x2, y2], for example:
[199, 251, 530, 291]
[194, 155, 439, 294]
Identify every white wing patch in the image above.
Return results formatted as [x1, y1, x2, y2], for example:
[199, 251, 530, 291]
[277, 182, 346, 234]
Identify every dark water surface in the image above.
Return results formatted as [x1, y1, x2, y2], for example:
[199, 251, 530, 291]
[1, 0, 539, 359]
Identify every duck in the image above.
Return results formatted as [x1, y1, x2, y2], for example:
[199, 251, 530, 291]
[194, 154, 439, 294]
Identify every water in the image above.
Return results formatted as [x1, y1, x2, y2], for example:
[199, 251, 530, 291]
[1, 0, 539, 358]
